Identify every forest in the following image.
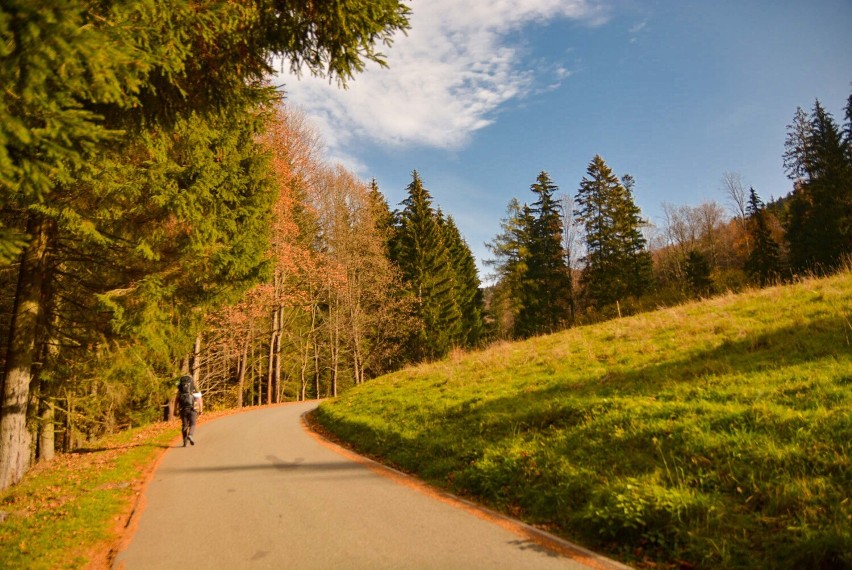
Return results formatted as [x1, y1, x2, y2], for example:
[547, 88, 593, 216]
[1, 1, 850, 493]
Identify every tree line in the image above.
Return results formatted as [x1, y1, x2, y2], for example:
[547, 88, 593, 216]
[486, 93, 852, 339]
[0, 0, 411, 490]
[1, 2, 848, 493]
[195, 119, 484, 413]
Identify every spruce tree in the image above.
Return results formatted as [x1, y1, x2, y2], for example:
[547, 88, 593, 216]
[517, 172, 572, 336]
[44, 106, 275, 435]
[618, 174, 654, 298]
[0, 0, 411, 490]
[745, 188, 781, 286]
[390, 172, 460, 361]
[685, 250, 713, 297]
[575, 156, 652, 310]
[485, 198, 531, 339]
[440, 215, 485, 347]
[783, 97, 852, 273]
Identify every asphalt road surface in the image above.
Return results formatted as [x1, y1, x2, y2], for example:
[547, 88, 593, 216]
[115, 401, 627, 570]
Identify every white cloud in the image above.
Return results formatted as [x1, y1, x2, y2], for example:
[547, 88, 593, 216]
[629, 20, 648, 34]
[629, 19, 648, 43]
[274, 0, 608, 164]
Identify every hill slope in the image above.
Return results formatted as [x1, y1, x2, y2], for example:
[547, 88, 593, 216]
[315, 272, 852, 569]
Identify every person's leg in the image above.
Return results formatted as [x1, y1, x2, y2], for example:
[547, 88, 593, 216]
[187, 410, 197, 445]
[181, 412, 189, 446]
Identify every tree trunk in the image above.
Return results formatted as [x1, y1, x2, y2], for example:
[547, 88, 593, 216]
[273, 306, 282, 403]
[0, 214, 53, 490]
[62, 389, 73, 452]
[299, 333, 309, 402]
[237, 339, 248, 408]
[313, 334, 321, 399]
[352, 336, 363, 385]
[191, 333, 202, 385]
[266, 309, 277, 406]
[38, 400, 55, 463]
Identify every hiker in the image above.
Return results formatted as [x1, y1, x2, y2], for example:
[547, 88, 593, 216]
[176, 375, 203, 447]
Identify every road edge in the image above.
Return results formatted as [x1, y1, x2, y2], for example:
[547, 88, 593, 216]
[302, 408, 633, 570]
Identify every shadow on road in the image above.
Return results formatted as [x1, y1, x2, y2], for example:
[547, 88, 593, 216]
[508, 539, 564, 559]
[163, 458, 368, 474]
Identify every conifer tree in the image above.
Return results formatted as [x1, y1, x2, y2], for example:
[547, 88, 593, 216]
[745, 188, 781, 286]
[575, 156, 652, 310]
[685, 250, 714, 297]
[390, 172, 460, 361]
[0, 0, 411, 490]
[485, 199, 531, 339]
[368, 178, 396, 252]
[619, 174, 654, 297]
[783, 96, 852, 273]
[440, 215, 485, 347]
[40, 106, 274, 443]
[516, 172, 572, 336]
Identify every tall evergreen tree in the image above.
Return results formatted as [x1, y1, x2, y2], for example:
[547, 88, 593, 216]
[619, 174, 654, 297]
[440, 215, 485, 347]
[745, 188, 781, 286]
[783, 97, 852, 273]
[516, 172, 572, 336]
[390, 172, 460, 361]
[575, 156, 652, 310]
[685, 250, 713, 297]
[485, 198, 530, 339]
[0, 0, 411, 490]
[43, 106, 274, 441]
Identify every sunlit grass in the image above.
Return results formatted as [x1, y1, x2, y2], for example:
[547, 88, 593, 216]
[0, 423, 178, 569]
[316, 271, 852, 569]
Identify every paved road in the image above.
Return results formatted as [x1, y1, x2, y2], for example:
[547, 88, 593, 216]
[115, 401, 626, 569]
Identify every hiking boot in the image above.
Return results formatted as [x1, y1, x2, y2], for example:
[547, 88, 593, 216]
[183, 438, 187, 447]
[188, 435, 195, 446]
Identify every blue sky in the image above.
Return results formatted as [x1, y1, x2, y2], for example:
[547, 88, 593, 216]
[275, 0, 852, 281]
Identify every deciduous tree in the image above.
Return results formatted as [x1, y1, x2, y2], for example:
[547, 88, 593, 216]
[0, 0, 411, 490]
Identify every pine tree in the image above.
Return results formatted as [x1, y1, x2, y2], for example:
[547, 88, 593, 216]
[745, 188, 781, 286]
[575, 156, 652, 310]
[440, 215, 485, 347]
[53, 106, 274, 430]
[618, 174, 654, 298]
[390, 171, 460, 361]
[485, 198, 530, 339]
[685, 250, 713, 297]
[516, 172, 572, 336]
[361, 180, 416, 376]
[783, 97, 852, 273]
[0, 0, 411, 490]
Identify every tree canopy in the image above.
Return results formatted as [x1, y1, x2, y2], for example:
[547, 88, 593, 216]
[0, 0, 411, 490]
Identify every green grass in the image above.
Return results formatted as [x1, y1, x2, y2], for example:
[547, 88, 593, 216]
[0, 422, 178, 569]
[315, 272, 852, 569]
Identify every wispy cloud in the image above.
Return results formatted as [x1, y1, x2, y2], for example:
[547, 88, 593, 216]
[274, 0, 608, 165]
[629, 19, 648, 43]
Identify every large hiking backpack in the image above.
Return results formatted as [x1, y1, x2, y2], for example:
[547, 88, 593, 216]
[178, 376, 195, 413]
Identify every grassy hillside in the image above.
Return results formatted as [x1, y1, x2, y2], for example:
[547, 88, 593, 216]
[314, 272, 852, 569]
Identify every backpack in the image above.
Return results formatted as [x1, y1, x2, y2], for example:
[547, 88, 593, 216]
[178, 376, 195, 413]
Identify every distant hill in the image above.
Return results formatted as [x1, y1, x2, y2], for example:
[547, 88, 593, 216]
[315, 270, 852, 569]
